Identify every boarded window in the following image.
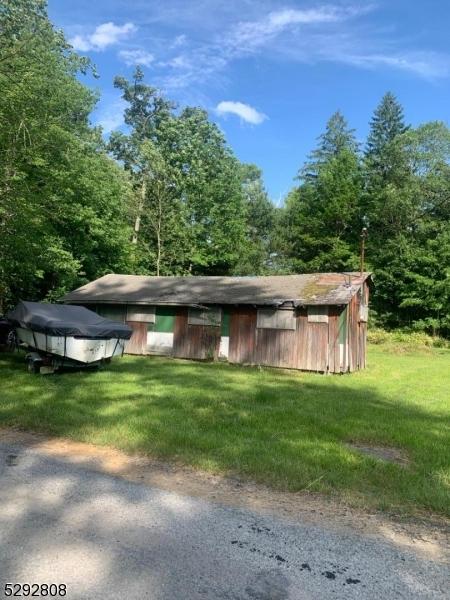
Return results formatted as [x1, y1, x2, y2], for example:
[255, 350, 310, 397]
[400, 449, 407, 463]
[188, 307, 221, 327]
[126, 305, 156, 323]
[359, 304, 369, 322]
[96, 305, 125, 323]
[307, 306, 329, 323]
[257, 308, 296, 330]
[358, 288, 369, 322]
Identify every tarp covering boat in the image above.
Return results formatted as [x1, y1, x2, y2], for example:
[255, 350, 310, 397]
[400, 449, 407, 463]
[7, 301, 132, 339]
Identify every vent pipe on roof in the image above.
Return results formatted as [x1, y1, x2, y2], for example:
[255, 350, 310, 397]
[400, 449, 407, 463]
[360, 227, 368, 277]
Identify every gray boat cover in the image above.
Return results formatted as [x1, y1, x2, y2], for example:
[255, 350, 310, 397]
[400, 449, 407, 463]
[7, 301, 132, 339]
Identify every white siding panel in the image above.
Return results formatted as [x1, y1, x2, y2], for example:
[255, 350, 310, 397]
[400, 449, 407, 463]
[219, 336, 229, 358]
[147, 331, 173, 354]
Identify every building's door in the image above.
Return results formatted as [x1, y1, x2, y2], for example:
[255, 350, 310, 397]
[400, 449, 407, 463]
[228, 308, 256, 364]
[147, 307, 175, 355]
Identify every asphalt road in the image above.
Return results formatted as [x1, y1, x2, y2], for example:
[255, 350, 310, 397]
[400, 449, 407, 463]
[0, 440, 448, 600]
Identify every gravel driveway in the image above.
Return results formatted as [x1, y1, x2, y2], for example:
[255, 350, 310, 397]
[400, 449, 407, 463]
[0, 439, 448, 600]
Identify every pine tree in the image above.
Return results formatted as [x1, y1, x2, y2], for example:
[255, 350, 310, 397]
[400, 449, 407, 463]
[303, 111, 359, 181]
[363, 93, 410, 232]
[366, 92, 407, 155]
[365, 92, 408, 183]
[278, 111, 362, 273]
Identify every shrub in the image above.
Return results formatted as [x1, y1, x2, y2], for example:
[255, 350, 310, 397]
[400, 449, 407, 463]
[367, 327, 449, 349]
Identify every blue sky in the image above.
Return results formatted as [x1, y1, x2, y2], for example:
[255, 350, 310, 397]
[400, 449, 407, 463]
[48, 0, 450, 203]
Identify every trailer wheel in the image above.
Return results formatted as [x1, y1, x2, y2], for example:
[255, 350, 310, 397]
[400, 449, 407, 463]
[27, 359, 41, 374]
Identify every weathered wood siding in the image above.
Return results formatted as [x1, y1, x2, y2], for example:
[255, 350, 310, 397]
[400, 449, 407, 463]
[90, 282, 369, 372]
[346, 281, 369, 372]
[229, 308, 257, 364]
[228, 306, 343, 372]
[125, 320, 148, 355]
[357, 282, 369, 370]
[173, 308, 221, 360]
[327, 306, 341, 374]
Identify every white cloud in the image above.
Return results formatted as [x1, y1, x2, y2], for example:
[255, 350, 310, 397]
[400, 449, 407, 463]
[91, 2, 448, 91]
[172, 34, 187, 48]
[168, 55, 191, 69]
[216, 101, 267, 124]
[341, 52, 450, 79]
[269, 8, 341, 26]
[228, 5, 372, 54]
[118, 49, 155, 67]
[70, 22, 136, 52]
[156, 3, 381, 90]
[69, 35, 92, 53]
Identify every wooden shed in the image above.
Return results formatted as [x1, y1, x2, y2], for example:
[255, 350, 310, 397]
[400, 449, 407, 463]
[63, 273, 371, 373]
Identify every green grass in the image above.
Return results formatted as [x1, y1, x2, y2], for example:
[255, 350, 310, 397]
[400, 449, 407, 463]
[0, 346, 449, 517]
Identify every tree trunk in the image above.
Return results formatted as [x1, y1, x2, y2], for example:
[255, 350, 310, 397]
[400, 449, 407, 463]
[155, 187, 162, 276]
[132, 178, 146, 245]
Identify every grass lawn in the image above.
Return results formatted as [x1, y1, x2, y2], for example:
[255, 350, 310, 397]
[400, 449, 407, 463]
[0, 346, 449, 517]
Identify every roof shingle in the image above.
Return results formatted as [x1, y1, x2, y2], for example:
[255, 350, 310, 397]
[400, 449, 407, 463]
[62, 273, 371, 307]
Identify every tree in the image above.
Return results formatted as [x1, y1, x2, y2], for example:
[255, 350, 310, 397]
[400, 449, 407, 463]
[363, 92, 410, 233]
[234, 164, 275, 274]
[0, 0, 132, 310]
[109, 68, 175, 250]
[366, 92, 408, 172]
[276, 112, 362, 273]
[137, 139, 188, 276]
[163, 106, 248, 275]
[110, 73, 249, 276]
[303, 111, 359, 181]
[371, 122, 450, 333]
[362, 95, 449, 333]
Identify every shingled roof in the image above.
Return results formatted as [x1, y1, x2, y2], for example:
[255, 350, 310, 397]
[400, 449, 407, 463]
[62, 273, 371, 307]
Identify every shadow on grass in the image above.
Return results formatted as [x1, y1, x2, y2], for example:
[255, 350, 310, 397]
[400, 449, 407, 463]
[0, 351, 449, 515]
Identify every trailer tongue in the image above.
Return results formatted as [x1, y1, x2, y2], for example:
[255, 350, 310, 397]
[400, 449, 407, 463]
[7, 301, 132, 373]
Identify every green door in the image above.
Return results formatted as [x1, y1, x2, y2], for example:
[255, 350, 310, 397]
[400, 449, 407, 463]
[147, 307, 176, 354]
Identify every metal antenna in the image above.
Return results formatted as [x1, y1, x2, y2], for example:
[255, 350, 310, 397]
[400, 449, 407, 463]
[360, 227, 368, 276]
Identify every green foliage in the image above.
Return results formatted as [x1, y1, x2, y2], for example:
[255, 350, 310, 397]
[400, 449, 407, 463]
[276, 113, 362, 273]
[276, 94, 450, 336]
[233, 164, 275, 274]
[0, 0, 132, 310]
[0, 3, 447, 338]
[302, 110, 359, 180]
[364, 115, 450, 334]
[367, 328, 449, 349]
[110, 70, 250, 276]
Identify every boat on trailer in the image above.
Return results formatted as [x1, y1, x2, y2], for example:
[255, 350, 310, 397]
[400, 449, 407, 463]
[7, 301, 132, 373]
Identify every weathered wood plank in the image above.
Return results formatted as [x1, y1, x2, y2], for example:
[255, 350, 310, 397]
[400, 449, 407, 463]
[229, 308, 256, 364]
[173, 308, 220, 360]
[173, 308, 188, 358]
[255, 328, 298, 368]
[296, 310, 308, 370]
[125, 321, 147, 355]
